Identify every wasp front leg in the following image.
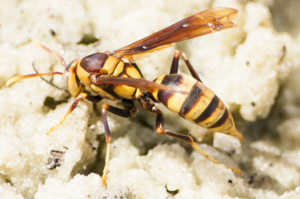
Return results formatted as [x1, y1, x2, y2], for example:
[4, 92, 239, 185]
[47, 93, 102, 135]
[101, 99, 137, 187]
[139, 96, 241, 175]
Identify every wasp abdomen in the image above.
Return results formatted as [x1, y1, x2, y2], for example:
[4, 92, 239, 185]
[152, 74, 238, 137]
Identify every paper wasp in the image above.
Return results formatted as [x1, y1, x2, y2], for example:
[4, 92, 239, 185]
[6, 7, 242, 186]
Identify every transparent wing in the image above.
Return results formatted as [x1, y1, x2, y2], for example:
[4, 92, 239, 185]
[112, 7, 238, 58]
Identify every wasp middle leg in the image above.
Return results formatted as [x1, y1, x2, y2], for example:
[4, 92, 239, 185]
[101, 99, 137, 187]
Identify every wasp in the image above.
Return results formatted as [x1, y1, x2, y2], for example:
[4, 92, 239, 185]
[6, 7, 242, 186]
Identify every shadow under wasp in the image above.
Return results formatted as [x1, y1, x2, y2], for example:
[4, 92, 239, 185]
[6, 7, 243, 187]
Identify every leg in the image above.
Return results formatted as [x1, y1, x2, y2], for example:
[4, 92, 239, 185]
[139, 96, 241, 175]
[101, 99, 137, 187]
[170, 50, 202, 82]
[47, 93, 102, 135]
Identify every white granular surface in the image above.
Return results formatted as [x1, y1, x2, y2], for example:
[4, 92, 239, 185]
[1, 0, 300, 198]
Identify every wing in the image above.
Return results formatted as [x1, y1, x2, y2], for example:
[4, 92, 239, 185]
[112, 7, 238, 58]
[89, 75, 187, 94]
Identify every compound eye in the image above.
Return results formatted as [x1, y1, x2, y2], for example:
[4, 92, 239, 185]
[62, 69, 69, 91]
[63, 60, 84, 96]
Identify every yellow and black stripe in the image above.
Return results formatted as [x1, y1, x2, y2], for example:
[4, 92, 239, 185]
[77, 53, 144, 100]
[152, 73, 241, 139]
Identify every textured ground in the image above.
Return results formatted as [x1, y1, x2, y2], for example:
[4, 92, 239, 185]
[0, 0, 300, 198]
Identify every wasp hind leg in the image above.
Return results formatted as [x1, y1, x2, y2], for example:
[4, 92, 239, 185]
[139, 96, 241, 175]
[170, 50, 202, 82]
[101, 99, 137, 187]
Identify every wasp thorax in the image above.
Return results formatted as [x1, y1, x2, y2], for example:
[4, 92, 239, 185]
[80, 53, 108, 73]
[75, 53, 109, 88]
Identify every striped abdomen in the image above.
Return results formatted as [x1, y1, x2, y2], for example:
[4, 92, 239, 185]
[152, 74, 241, 139]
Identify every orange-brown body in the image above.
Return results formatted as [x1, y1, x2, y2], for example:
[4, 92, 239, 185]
[6, 8, 242, 186]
